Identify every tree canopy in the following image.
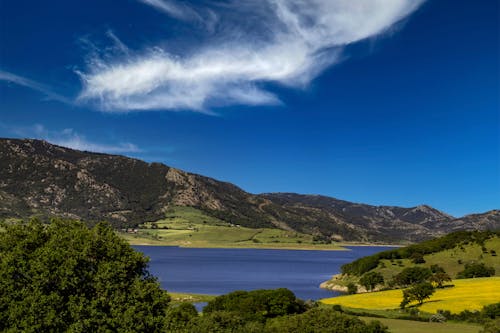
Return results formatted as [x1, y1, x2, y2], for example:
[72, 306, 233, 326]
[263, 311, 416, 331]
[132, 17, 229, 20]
[359, 272, 384, 291]
[0, 219, 170, 332]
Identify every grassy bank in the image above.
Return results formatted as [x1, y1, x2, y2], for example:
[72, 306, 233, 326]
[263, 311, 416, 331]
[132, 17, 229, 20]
[119, 206, 346, 250]
[168, 292, 216, 304]
[321, 277, 500, 313]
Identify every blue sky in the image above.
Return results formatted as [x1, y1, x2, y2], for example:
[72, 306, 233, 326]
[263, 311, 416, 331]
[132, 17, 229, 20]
[0, 0, 498, 217]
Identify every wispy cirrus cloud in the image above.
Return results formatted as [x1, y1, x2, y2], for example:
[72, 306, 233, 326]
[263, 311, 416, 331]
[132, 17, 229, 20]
[1, 123, 141, 154]
[138, 0, 202, 22]
[0, 70, 72, 105]
[78, 0, 426, 113]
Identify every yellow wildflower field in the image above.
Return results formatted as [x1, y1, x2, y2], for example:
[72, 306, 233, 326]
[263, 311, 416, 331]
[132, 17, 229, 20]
[321, 277, 500, 313]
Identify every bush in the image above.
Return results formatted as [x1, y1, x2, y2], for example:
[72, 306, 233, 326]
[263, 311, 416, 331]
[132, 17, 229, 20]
[481, 318, 500, 333]
[429, 313, 447, 323]
[265, 308, 389, 333]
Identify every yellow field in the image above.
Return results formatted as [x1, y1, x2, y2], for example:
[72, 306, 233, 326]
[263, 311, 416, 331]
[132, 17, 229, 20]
[321, 277, 500, 313]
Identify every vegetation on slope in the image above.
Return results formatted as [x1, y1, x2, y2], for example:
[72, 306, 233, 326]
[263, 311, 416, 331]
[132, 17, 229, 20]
[120, 206, 346, 250]
[341, 230, 499, 276]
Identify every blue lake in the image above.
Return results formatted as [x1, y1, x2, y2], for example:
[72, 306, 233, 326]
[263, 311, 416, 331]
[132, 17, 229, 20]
[134, 246, 394, 301]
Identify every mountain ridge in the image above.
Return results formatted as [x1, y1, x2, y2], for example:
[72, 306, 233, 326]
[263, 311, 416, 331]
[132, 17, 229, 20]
[1, 138, 498, 243]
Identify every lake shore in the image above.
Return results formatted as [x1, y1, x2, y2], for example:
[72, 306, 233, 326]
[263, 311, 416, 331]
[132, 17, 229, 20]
[122, 232, 405, 251]
[121, 232, 349, 250]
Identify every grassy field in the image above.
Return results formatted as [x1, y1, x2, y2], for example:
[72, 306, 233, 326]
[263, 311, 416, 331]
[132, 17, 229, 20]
[168, 292, 216, 304]
[358, 317, 481, 333]
[322, 277, 500, 314]
[119, 206, 346, 250]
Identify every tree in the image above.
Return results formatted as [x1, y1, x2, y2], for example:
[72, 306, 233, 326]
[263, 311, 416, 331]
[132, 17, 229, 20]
[410, 252, 425, 264]
[347, 283, 358, 295]
[429, 272, 452, 288]
[430, 264, 445, 274]
[359, 272, 384, 291]
[203, 288, 306, 321]
[165, 303, 198, 333]
[400, 282, 435, 309]
[393, 267, 432, 287]
[457, 263, 495, 279]
[0, 219, 170, 332]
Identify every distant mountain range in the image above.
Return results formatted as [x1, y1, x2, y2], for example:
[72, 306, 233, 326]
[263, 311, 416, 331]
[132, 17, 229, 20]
[1, 138, 498, 243]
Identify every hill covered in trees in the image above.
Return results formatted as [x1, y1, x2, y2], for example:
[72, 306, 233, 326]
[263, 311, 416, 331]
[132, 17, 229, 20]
[321, 230, 500, 293]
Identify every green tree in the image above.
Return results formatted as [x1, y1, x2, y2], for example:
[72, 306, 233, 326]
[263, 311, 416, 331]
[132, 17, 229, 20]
[188, 311, 264, 333]
[393, 267, 432, 287]
[0, 218, 170, 332]
[400, 282, 435, 309]
[457, 263, 495, 279]
[346, 283, 358, 295]
[165, 303, 198, 333]
[429, 272, 452, 288]
[203, 288, 306, 321]
[359, 272, 384, 291]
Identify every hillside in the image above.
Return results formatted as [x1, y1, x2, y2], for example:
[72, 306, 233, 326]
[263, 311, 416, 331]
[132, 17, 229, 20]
[321, 231, 500, 292]
[1, 138, 499, 243]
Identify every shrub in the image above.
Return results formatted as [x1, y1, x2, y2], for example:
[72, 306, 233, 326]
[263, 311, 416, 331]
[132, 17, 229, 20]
[264, 308, 389, 333]
[429, 313, 447, 323]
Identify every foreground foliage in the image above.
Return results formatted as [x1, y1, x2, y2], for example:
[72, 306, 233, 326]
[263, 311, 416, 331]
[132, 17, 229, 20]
[0, 219, 170, 332]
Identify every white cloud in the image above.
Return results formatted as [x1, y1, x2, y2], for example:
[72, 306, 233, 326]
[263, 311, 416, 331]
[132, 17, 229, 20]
[78, 0, 426, 112]
[138, 0, 211, 23]
[1, 123, 141, 154]
[0, 70, 71, 104]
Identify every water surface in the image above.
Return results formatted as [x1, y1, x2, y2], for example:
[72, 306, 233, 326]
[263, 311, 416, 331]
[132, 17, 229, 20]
[134, 246, 394, 300]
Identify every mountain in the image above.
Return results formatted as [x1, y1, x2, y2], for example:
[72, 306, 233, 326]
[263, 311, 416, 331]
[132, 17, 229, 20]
[0, 138, 498, 243]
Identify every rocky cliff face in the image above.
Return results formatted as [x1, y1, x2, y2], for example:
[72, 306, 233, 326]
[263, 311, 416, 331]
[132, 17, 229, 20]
[1, 138, 498, 243]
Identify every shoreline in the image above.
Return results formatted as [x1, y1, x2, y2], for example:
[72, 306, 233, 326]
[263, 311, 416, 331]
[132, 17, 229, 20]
[123, 234, 402, 251]
[129, 241, 350, 251]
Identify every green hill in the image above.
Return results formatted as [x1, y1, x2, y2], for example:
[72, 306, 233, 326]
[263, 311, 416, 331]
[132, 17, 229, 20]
[321, 231, 500, 292]
[119, 206, 345, 250]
